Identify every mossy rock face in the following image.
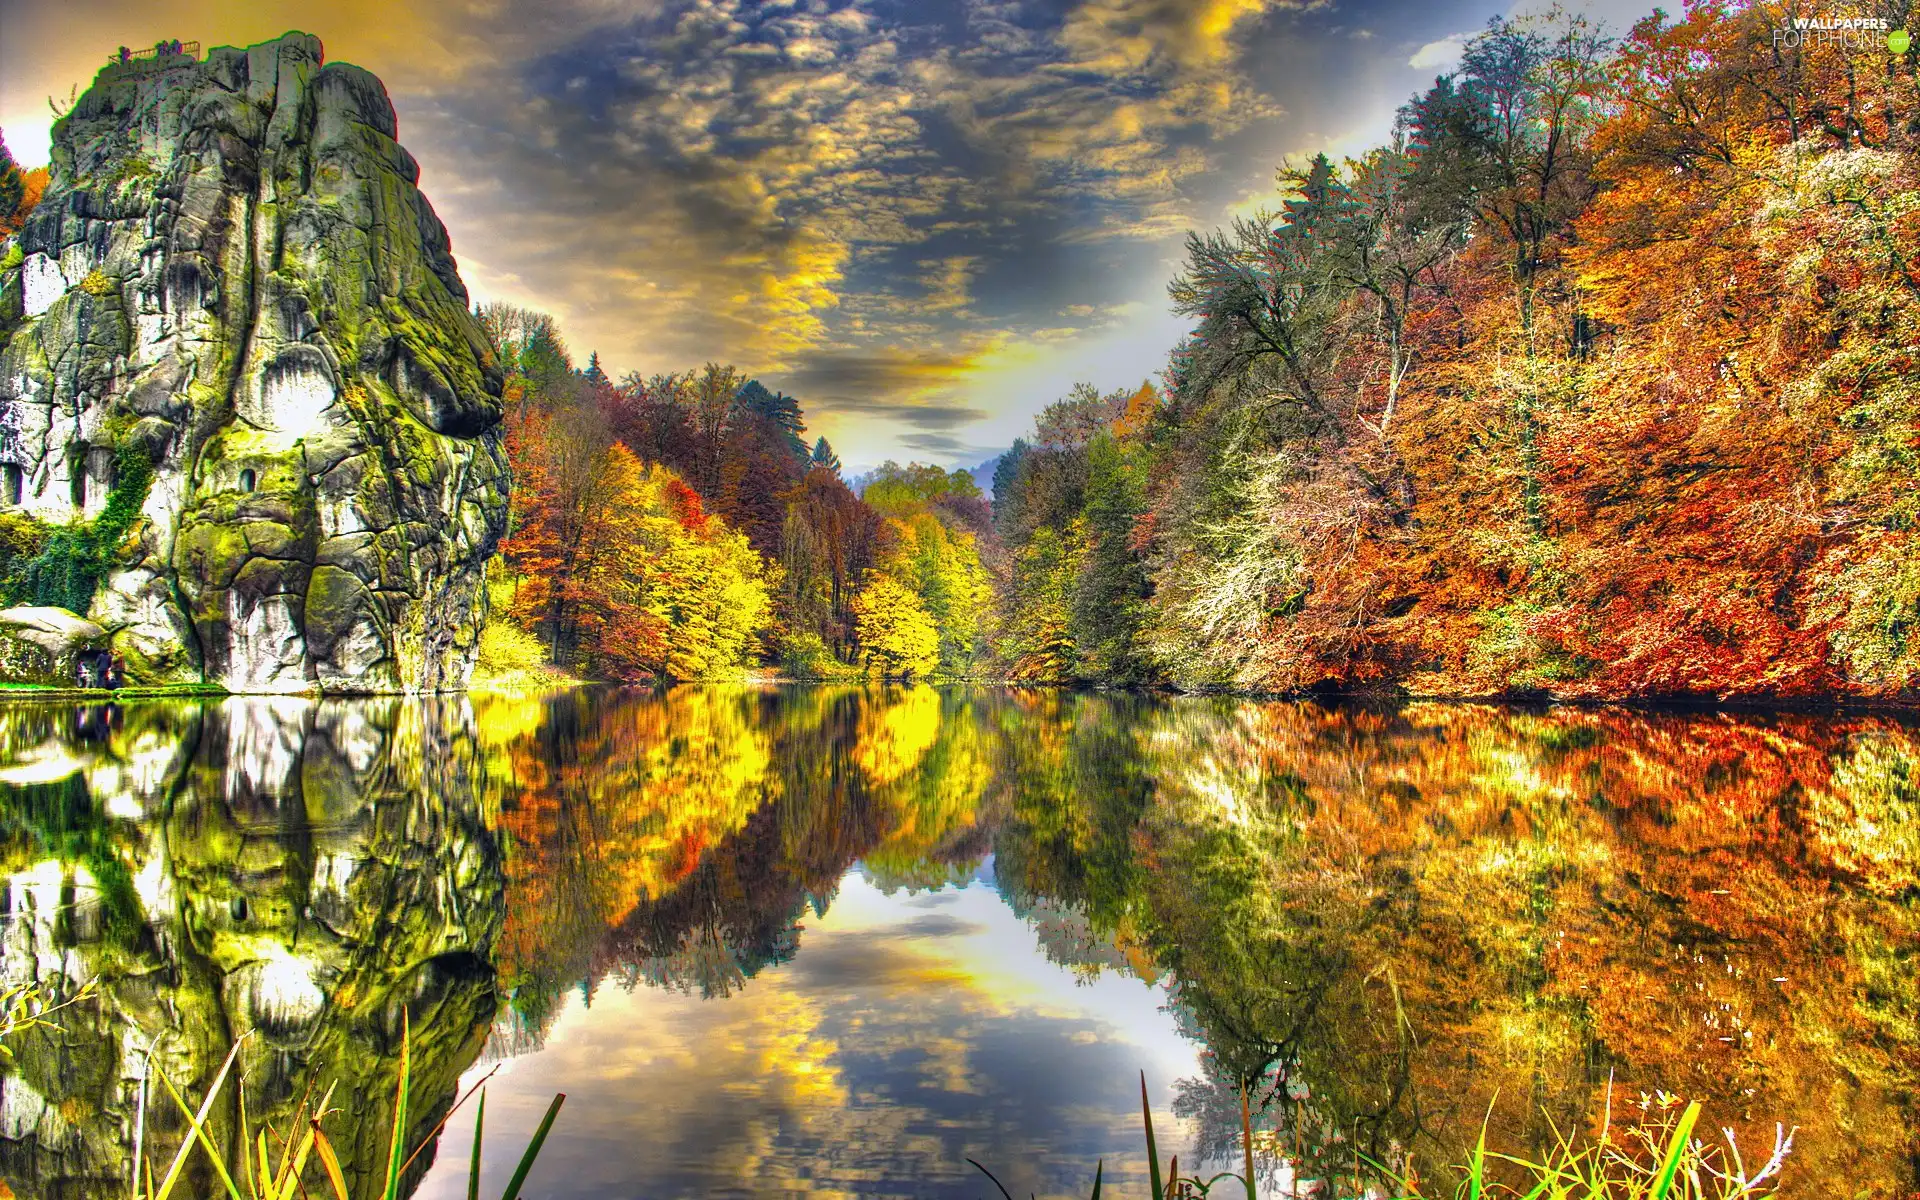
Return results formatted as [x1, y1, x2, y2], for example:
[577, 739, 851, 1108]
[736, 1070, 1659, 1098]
[0, 606, 109, 685]
[0, 33, 507, 694]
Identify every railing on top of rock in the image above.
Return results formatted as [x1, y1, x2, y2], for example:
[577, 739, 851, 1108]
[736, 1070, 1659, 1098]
[105, 40, 200, 70]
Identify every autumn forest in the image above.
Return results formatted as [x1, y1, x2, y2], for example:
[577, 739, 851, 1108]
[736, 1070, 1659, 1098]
[402, 2, 1912, 704]
[4, 5, 1920, 1194]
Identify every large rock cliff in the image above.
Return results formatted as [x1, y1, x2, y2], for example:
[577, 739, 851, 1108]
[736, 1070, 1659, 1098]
[0, 33, 508, 692]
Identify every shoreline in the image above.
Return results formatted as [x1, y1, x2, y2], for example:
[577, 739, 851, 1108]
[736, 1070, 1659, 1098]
[1, 675, 1914, 719]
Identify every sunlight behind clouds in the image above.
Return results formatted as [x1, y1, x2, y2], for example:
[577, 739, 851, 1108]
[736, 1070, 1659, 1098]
[0, 0, 1661, 463]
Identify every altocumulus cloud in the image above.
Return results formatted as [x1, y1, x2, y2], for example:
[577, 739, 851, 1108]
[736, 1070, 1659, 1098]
[397, 0, 1321, 457]
[1, 0, 1630, 460]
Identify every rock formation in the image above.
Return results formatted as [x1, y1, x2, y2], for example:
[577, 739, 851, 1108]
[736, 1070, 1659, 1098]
[0, 33, 508, 692]
[0, 606, 109, 686]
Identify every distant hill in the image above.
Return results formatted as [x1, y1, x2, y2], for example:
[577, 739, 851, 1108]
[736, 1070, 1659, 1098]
[962, 452, 1006, 498]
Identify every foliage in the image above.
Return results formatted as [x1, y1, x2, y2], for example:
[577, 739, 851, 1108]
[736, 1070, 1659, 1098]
[0, 979, 98, 1057]
[4, 440, 153, 614]
[780, 630, 863, 679]
[502, 402, 769, 680]
[851, 572, 939, 677]
[477, 307, 988, 679]
[491, 351, 773, 681]
[861, 460, 983, 516]
[780, 465, 883, 664]
[991, 3, 1920, 701]
[0, 133, 46, 235]
[473, 575, 576, 692]
[0, 136, 19, 224]
[979, 1075, 1787, 1200]
[994, 385, 1155, 681]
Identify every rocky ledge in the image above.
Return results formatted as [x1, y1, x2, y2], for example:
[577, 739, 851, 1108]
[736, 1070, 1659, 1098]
[0, 32, 508, 692]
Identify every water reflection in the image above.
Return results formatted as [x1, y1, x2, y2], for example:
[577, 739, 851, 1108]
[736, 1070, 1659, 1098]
[0, 689, 1914, 1198]
[0, 698, 501, 1200]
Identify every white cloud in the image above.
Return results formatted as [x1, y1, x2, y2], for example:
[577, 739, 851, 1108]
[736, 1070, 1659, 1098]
[1408, 31, 1471, 71]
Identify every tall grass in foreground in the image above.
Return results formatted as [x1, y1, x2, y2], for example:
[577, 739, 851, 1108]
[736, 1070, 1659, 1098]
[125, 1016, 564, 1200]
[972, 1074, 1794, 1200]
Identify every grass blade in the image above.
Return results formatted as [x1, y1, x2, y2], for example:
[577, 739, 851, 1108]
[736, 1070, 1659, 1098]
[129, 1040, 153, 1200]
[399, 1064, 503, 1180]
[278, 1127, 318, 1200]
[1089, 1159, 1102, 1200]
[311, 1126, 351, 1200]
[1651, 1102, 1702, 1200]
[384, 1013, 413, 1200]
[468, 1089, 486, 1200]
[498, 1092, 567, 1200]
[254, 1129, 272, 1200]
[273, 1078, 316, 1197]
[1141, 1071, 1163, 1200]
[149, 1040, 244, 1200]
[1468, 1119, 1487, 1200]
[153, 1064, 244, 1200]
[967, 1158, 1016, 1200]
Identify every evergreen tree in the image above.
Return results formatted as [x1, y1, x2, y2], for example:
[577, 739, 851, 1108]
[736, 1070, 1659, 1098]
[735, 380, 809, 460]
[991, 439, 1030, 536]
[810, 437, 841, 474]
[0, 134, 21, 225]
[583, 351, 608, 385]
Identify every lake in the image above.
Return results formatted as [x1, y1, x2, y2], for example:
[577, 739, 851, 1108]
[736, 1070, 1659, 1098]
[0, 687, 1913, 1198]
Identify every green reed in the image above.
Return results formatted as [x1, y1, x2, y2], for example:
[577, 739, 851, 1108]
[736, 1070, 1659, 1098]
[971, 1075, 1793, 1200]
[124, 1014, 564, 1200]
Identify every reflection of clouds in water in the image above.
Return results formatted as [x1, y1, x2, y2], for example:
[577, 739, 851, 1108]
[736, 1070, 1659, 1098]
[422, 872, 1199, 1200]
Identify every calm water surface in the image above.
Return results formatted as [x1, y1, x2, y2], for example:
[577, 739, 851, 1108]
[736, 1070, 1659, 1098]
[0, 687, 1914, 1198]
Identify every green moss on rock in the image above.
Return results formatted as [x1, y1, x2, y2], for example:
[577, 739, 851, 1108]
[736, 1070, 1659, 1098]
[0, 33, 508, 694]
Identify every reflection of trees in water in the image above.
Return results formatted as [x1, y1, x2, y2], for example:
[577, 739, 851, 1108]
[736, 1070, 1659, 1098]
[0, 699, 504, 1200]
[488, 685, 1002, 1034]
[484, 683, 1920, 1197]
[13, 687, 1907, 1198]
[987, 696, 1920, 1197]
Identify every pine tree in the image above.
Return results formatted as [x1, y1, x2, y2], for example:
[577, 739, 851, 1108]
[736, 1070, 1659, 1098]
[810, 437, 841, 474]
[0, 134, 22, 228]
[735, 380, 809, 460]
[583, 351, 608, 385]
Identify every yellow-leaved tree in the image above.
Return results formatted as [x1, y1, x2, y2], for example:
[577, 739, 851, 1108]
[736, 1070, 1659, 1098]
[852, 573, 939, 678]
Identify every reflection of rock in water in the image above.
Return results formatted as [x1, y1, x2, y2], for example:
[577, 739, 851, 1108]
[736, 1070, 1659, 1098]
[0, 698, 503, 1200]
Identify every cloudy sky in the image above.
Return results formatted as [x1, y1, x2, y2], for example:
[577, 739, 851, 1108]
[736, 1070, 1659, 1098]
[0, 0, 1657, 469]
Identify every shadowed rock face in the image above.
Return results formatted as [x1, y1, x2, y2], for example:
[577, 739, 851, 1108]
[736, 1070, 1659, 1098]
[0, 32, 508, 693]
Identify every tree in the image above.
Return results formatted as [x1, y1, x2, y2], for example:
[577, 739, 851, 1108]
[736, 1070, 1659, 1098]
[502, 396, 669, 673]
[0, 134, 22, 230]
[780, 466, 881, 661]
[736, 380, 810, 461]
[852, 573, 939, 678]
[991, 439, 1031, 537]
[610, 372, 697, 475]
[687, 363, 745, 499]
[488, 320, 774, 681]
